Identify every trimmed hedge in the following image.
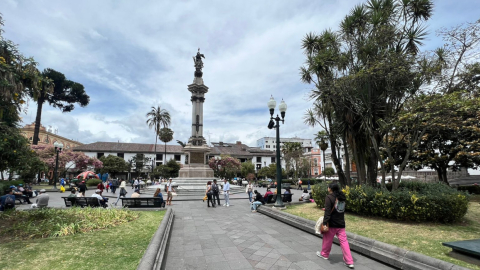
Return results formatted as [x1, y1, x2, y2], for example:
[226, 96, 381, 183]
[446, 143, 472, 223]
[312, 182, 470, 223]
[86, 178, 102, 187]
[458, 185, 480, 194]
[0, 180, 25, 196]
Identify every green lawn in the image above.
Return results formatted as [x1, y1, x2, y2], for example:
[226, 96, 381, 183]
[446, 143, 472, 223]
[284, 196, 480, 270]
[0, 210, 165, 270]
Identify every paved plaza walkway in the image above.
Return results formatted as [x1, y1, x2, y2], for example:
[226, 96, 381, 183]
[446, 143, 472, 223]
[165, 200, 393, 270]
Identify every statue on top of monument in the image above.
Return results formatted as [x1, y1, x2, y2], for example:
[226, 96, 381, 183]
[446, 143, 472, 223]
[193, 48, 205, 78]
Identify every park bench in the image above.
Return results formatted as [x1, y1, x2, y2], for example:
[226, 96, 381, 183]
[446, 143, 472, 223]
[265, 194, 294, 204]
[14, 194, 27, 204]
[120, 197, 166, 208]
[62, 197, 103, 208]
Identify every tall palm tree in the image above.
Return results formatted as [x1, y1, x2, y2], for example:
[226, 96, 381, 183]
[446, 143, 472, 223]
[146, 106, 171, 165]
[158, 128, 174, 164]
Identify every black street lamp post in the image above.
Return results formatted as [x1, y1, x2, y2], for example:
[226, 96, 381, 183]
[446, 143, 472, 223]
[267, 96, 287, 208]
[53, 142, 64, 190]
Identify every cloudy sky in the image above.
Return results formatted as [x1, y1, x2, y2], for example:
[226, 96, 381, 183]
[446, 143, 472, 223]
[3, 0, 480, 147]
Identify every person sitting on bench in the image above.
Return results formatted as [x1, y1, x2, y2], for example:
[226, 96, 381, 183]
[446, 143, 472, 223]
[131, 189, 141, 198]
[264, 188, 273, 201]
[31, 189, 49, 208]
[11, 186, 32, 204]
[91, 189, 107, 207]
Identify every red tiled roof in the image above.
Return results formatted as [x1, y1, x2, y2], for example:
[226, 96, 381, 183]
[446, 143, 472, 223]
[72, 142, 184, 154]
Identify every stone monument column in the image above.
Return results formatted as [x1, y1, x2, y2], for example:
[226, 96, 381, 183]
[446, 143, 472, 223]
[178, 49, 214, 178]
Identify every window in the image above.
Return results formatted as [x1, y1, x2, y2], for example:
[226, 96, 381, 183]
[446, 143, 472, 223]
[97, 153, 104, 159]
[271, 157, 275, 163]
[256, 157, 261, 163]
[265, 141, 268, 143]
[273, 145, 275, 148]
[156, 154, 163, 160]
[313, 158, 318, 165]
[174, 154, 181, 161]
[266, 145, 270, 148]
[256, 164, 262, 170]
[156, 161, 162, 166]
[117, 153, 124, 158]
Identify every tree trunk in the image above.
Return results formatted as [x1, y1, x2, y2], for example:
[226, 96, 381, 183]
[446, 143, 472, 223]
[442, 166, 448, 184]
[164, 142, 167, 164]
[327, 113, 347, 187]
[367, 153, 378, 186]
[342, 134, 351, 186]
[33, 96, 45, 145]
[1, 171, 4, 181]
[352, 138, 366, 185]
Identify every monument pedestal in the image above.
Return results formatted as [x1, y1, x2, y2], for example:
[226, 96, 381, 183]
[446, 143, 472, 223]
[178, 144, 214, 178]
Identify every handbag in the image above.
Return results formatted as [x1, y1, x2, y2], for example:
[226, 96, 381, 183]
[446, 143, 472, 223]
[315, 217, 323, 234]
[319, 199, 335, 233]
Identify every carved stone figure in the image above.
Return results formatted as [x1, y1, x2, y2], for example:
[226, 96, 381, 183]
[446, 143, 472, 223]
[193, 48, 205, 78]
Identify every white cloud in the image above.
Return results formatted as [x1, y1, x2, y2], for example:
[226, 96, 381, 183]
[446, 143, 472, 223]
[5, 0, 480, 148]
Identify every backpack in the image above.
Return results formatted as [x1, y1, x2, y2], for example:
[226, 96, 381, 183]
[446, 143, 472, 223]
[4, 195, 15, 209]
[334, 198, 346, 213]
[212, 183, 219, 193]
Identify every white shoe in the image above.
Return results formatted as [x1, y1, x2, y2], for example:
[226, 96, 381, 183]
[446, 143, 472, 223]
[316, 251, 328, 260]
[251, 210, 257, 213]
[223, 204, 226, 206]
[344, 262, 354, 269]
[226, 204, 229, 207]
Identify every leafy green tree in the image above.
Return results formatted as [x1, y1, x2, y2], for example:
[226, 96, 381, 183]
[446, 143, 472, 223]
[407, 92, 480, 184]
[323, 167, 335, 177]
[99, 155, 130, 178]
[301, 0, 434, 186]
[158, 127, 174, 162]
[240, 161, 255, 177]
[30, 68, 89, 145]
[146, 106, 171, 168]
[165, 159, 181, 178]
[130, 154, 151, 178]
[281, 142, 303, 181]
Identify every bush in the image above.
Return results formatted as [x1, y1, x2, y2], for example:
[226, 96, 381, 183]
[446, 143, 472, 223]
[312, 182, 469, 223]
[86, 178, 102, 187]
[458, 185, 480, 194]
[0, 208, 138, 240]
[0, 180, 25, 196]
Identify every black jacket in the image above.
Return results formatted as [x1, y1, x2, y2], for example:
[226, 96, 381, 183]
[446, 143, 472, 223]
[323, 194, 345, 228]
[254, 193, 265, 204]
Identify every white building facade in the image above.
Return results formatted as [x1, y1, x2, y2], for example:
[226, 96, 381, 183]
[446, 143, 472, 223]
[257, 136, 313, 153]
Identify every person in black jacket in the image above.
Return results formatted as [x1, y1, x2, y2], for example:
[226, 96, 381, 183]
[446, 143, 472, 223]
[250, 190, 264, 212]
[317, 182, 354, 269]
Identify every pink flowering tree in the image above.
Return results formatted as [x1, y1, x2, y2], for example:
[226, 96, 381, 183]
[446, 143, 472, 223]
[32, 145, 103, 183]
[208, 154, 241, 179]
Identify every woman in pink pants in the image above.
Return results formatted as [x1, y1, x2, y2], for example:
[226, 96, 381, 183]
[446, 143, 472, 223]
[317, 182, 354, 269]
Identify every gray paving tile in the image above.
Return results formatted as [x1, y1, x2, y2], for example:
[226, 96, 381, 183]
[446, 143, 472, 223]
[162, 200, 394, 270]
[184, 249, 204, 257]
[205, 254, 227, 263]
[203, 247, 223, 255]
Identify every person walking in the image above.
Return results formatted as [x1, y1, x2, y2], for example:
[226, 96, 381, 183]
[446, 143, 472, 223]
[211, 179, 221, 206]
[245, 181, 254, 203]
[110, 179, 119, 194]
[114, 180, 128, 206]
[317, 182, 354, 269]
[205, 181, 215, 207]
[166, 178, 174, 206]
[133, 178, 139, 190]
[97, 181, 104, 196]
[223, 178, 230, 207]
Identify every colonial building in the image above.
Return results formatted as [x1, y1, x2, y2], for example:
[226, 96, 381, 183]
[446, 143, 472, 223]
[207, 141, 277, 172]
[304, 148, 322, 176]
[256, 136, 313, 153]
[21, 123, 82, 149]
